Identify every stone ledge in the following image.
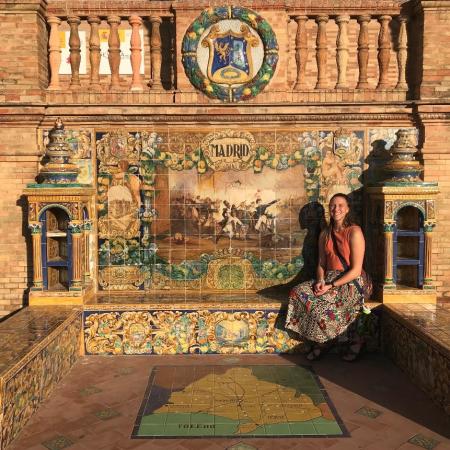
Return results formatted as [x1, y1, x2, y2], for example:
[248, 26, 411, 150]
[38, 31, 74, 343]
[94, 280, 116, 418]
[382, 303, 450, 414]
[0, 306, 81, 450]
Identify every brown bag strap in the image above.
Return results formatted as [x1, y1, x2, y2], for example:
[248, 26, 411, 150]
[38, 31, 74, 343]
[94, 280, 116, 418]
[330, 231, 364, 297]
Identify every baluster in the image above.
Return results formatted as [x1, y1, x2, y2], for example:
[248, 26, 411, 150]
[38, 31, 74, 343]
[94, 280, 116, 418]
[107, 15, 121, 90]
[293, 15, 308, 90]
[377, 15, 392, 89]
[150, 15, 163, 89]
[88, 16, 101, 89]
[396, 15, 408, 90]
[335, 15, 350, 89]
[315, 15, 329, 90]
[170, 15, 175, 89]
[47, 16, 61, 90]
[68, 15, 81, 88]
[129, 15, 143, 91]
[356, 15, 371, 89]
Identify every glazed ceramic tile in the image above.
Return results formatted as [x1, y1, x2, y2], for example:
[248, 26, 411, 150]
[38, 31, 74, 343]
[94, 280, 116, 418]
[132, 365, 347, 438]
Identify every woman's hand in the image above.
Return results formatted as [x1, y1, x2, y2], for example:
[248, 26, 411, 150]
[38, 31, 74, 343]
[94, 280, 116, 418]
[313, 280, 326, 296]
[314, 283, 333, 296]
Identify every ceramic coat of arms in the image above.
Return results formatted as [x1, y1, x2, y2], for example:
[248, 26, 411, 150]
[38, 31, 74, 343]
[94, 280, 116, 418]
[182, 6, 279, 102]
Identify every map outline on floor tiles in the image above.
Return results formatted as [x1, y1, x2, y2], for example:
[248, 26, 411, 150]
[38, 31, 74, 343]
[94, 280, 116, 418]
[131, 365, 348, 438]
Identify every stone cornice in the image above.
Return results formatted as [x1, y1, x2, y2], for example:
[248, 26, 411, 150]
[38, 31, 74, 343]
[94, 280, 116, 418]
[46, 0, 173, 16]
[419, 0, 450, 9]
[0, 0, 47, 13]
[35, 113, 413, 124]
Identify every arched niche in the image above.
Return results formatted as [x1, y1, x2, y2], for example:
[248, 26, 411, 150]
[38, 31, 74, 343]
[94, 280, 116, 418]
[39, 206, 72, 291]
[393, 205, 424, 288]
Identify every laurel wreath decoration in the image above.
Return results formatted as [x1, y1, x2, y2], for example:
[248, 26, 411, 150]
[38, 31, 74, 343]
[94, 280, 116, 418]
[181, 6, 279, 102]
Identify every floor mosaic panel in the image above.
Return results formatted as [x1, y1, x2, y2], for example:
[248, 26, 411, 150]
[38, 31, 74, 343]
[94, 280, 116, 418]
[132, 365, 347, 438]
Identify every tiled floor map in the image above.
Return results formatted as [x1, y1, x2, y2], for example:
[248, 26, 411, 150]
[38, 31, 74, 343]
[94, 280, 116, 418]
[132, 365, 347, 438]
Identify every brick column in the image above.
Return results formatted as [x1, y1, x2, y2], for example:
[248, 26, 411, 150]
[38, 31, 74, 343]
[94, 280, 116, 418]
[377, 15, 391, 89]
[150, 15, 163, 89]
[315, 15, 329, 90]
[383, 223, 395, 286]
[356, 15, 370, 89]
[107, 15, 121, 90]
[293, 15, 308, 90]
[88, 16, 101, 89]
[335, 15, 350, 89]
[29, 223, 43, 290]
[129, 15, 144, 91]
[68, 15, 81, 88]
[69, 222, 83, 290]
[47, 16, 61, 90]
[423, 223, 435, 288]
[396, 15, 408, 90]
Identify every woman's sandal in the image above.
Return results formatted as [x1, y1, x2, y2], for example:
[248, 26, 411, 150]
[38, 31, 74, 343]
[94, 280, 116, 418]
[341, 342, 365, 362]
[306, 343, 331, 361]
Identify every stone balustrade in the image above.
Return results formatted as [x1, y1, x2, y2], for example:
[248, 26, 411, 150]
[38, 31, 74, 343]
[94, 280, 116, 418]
[45, 9, 411, 103]
[46, 13, 173, 94]
[289, 13, 409, 97]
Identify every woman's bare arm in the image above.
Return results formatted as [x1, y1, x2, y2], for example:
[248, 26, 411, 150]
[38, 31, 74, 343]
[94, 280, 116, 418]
[316, 230, 327, 281]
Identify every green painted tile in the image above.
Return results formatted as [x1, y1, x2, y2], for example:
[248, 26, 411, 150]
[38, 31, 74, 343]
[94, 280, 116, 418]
[165, 412, 191, 425]
[408, 433, 440, 450]
[163, 423, 190, 436]
[243, 424, 266, 436]
[214, 422, 240, 436]
[140, 413, 167, 425]
[115, 367, 134, 376]
[264, 423, 292, 435]
[355, 406, 382, 419]
[42, 435, 75, 450]
[314, 422, 344, 435]
[188, 425, 215, 436]
[191, 412, 215, 424]
[288, 421, 317, 435]
[94, 408, 121, 420]
[137, 424, 165, 436]
[79, 386, 102, 396]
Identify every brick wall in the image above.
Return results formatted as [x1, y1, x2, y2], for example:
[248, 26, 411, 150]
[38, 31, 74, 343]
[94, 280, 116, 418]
[421, 3, 450, 99]
[0, 124, 41, 317]
[1, 0, 450, 315]
[420, 112, 450, 297]
[0, 0, 48, 103]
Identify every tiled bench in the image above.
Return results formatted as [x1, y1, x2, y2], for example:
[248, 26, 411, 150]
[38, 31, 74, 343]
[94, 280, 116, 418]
[82, 293, 382, 355]
[382, 302, 450, 415]
[0, 307, 82, 450]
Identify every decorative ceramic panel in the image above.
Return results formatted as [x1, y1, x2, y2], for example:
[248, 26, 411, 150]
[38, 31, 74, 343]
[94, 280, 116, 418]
[95, 128, 365, 293]
[382, 311, 449, 414]
[0, 311, 81, 450]
[181, 6, 278, 102]
[84, 309, 301, 355]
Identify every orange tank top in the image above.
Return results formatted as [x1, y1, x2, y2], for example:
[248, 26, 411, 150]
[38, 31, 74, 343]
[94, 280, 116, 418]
[324, 225, 359, 271]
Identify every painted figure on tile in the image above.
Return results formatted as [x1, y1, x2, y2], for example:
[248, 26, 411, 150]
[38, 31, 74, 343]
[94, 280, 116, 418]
[254, 198, 278, 232]
[322, 150, 346, 185]
[98, 159, 141, 239]
[286, 193, 370, 362]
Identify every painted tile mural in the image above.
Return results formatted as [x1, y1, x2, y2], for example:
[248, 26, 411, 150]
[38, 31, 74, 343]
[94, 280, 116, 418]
[95, 128, 365, 292]
[84, 309, 300, 355]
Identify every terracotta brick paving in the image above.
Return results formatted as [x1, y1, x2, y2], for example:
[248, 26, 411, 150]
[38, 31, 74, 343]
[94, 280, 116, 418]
[7, 354, 450, 450]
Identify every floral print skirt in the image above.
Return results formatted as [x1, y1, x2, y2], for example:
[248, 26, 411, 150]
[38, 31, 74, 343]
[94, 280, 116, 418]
[285, 270, 365, 344]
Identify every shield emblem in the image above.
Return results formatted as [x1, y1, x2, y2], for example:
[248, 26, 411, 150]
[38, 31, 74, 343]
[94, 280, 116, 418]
[201, 24, 259, 85]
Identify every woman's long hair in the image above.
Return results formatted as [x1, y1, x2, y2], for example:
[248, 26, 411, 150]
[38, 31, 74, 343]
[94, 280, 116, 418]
[327, 193, 355, 234]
